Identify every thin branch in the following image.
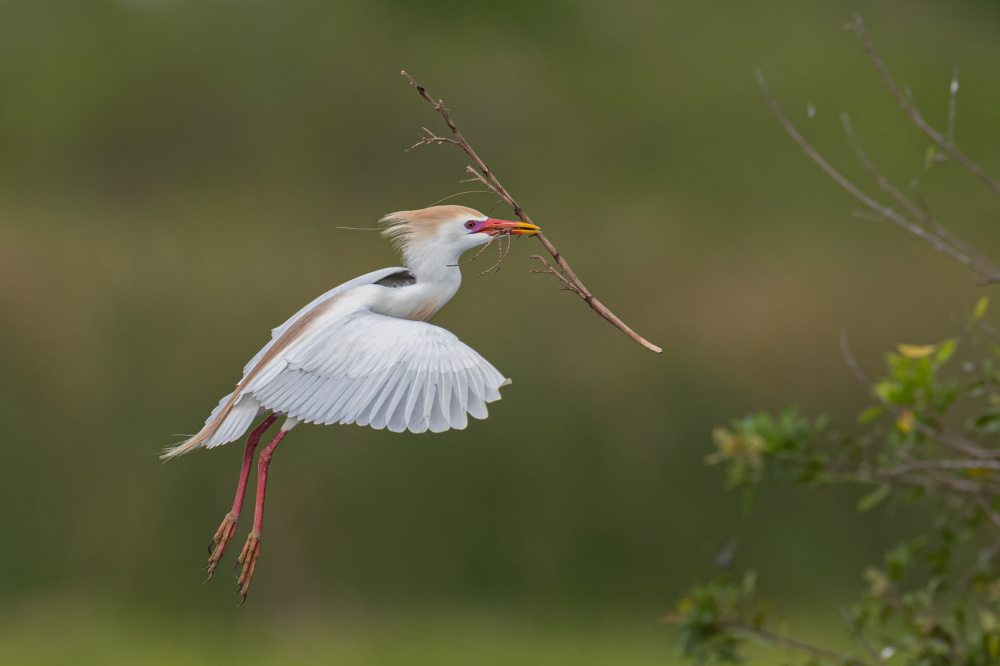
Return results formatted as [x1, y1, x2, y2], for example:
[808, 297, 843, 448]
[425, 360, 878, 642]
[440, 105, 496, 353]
[906, 179, 984, 265]
[840, 113, 925, 220]
[870, 462, 1000, 497]
[956, 531, 1000, 591]
[849, 14, 1000, 199]
[840, 329, 869, 385]
[842, 110, 1000, 283]
[529, 254, 577, 290]
[720, 621, 870, 665]
[757, 70, 999, 283]
[884, 458, 1000, 472]
[840, 607, 886, 666]
[411, 127, 464, 150]
[976, 497, 1000, 532]
[916, 424, 1000, 460]
[401, 71, 663, 354]
[870, 468, 996, 496]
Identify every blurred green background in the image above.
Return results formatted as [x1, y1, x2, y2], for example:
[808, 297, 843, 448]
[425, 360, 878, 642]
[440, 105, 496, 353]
[2, 0, 1000, 663]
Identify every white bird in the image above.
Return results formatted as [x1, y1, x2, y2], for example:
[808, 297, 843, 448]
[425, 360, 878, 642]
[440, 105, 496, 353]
[165, 205, 540, 601]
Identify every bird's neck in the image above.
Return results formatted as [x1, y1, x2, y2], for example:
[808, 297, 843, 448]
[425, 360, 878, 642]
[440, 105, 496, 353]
[406, 244, 465, 292]
[377, 248, 463, 322]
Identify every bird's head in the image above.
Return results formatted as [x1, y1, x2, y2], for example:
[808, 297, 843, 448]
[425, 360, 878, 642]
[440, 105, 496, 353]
[380, 205, 540, 275]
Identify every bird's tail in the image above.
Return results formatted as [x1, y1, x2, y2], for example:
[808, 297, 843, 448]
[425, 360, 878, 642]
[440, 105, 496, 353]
[160, 432, 209, 460]
[161, 391, 260, 460]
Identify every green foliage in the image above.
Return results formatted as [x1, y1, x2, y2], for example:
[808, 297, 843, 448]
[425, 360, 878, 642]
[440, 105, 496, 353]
[668, 571, 767, 664]
[674, 300, 1000, 665]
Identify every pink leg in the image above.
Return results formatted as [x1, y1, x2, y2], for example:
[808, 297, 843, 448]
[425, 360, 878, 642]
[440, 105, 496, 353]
[205, 413, 277, 581]
[236, 427, 289, 603]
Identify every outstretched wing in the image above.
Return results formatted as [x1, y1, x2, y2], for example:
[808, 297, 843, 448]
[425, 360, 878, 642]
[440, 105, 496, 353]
[241, 267, 410, 377]
[163, 267, 430, 458]
[246, 309, 509, 434]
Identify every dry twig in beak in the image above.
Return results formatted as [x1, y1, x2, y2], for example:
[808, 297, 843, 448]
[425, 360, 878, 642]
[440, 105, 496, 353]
[401, 71, 661, 354]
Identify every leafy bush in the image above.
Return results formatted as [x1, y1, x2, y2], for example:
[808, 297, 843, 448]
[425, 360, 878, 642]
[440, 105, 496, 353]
[670, 14, 1000, 666]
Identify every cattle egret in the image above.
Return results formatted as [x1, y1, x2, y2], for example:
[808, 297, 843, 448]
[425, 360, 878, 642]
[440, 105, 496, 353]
[165, 205, 540, 602]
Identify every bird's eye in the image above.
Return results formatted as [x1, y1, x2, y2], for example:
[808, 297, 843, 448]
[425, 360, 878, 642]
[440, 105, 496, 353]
[464, 220, 476, 230]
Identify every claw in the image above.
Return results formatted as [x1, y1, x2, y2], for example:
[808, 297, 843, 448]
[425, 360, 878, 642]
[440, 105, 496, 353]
[204, 512, 240, 583]
[235, 531, 262, 603]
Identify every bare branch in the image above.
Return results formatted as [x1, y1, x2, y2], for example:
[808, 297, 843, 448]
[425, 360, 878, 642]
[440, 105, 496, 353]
[411, 127, 464, 150]
[884, 458, 1000, 472]
[849, 14, 1000, 199]
[757, 70, 998, 282]
[840, 329, 869, 385]
[976, 497, 1000, 532]
[401, 71, 663, 354]
[758, 70, 1000, 285]
[719, 621, 871, 665]
[903, 180, 984, 266]
[841, 113, 928, 223]
[840, 607, 886, 666]
[871, 468, 997, 496]
[529, 254, 579, 291]
[842, 110, 1000, 282]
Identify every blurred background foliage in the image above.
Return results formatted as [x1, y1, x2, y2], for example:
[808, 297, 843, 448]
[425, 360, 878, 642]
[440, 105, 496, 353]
[2, 0, 1000, 663]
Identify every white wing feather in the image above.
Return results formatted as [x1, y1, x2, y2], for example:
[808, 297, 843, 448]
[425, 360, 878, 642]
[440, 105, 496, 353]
[241, 267, 408, 376]
[167, 268, 509, 458]
[246, 309, 508, 434]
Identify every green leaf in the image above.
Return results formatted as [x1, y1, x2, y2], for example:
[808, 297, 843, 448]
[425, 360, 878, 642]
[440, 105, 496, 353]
[936, 338, 957, 365]
[874, 380, 895, 403]
[925, 144, 938, 168]
[858, 406, 884, 424]
[970, 411, 1000, 434]
[898, 343, 937, 359]
[858, 484, 891, 512]
[974, 296, 989, 321]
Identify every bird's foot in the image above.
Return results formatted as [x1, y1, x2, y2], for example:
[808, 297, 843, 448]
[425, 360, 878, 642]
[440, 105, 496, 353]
[204, 511, 240, 582]
[235, 531, 262, 604]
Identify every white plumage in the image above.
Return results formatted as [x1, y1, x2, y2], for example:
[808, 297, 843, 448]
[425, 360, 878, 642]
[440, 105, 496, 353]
[166, 204, 539, 460]
[244, 305, 508, 435]
[175, 205, 540, 600]
[187, 268, 509, 453]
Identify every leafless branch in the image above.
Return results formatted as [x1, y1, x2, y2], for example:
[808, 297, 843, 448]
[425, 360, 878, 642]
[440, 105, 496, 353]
[757, 70, 1000, 284]
[868, 462, 1000, 498]
[719, 621, 871, 665]
[848, 13, 1000, 199]
[840, 329, 869, 385]
[870, 468, 996, 496]
[529, 254, 577, 290]
[401, 71, 663, 354]
[976, 497, 1000, 532]
[885, 458, 1000, 472]
[840, 607, 886, 666]
[840, 113, 932, 225]
[476, 231, 514, 277]
[411, 127, 464, 150]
